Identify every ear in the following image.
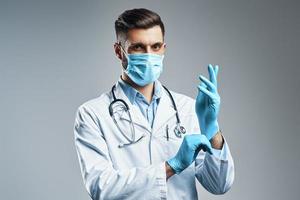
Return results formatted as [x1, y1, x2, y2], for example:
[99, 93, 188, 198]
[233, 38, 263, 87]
[114, 43, 122, 60]
[162, 42, 167, 54]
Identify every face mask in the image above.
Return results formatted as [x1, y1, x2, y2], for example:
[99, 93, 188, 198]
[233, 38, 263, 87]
[121, 47, 164, 86]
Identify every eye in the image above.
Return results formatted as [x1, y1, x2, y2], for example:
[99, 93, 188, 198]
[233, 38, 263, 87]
[133, 45, 143, 51]
[152, 43, 162, 51]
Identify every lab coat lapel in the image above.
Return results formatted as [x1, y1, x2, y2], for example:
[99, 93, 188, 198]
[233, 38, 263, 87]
[113, 82, 152, 134]
[152, 88, 177, 134]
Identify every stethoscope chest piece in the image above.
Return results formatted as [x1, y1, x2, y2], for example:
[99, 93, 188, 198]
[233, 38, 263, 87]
[174, 124, 186, 138]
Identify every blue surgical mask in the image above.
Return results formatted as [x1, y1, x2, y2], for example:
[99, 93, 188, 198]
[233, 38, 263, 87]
[122, 48, 164, 86]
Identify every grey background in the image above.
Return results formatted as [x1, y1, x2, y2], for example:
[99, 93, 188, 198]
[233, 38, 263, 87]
[1, 0, 299, 199]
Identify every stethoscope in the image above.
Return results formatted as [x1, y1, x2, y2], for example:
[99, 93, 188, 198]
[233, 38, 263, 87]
[109, 84, 186, 148]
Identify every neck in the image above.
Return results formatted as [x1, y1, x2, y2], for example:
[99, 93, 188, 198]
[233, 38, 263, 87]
[121, 73, 154, 103]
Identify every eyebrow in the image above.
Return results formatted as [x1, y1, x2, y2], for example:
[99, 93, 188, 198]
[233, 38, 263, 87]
[130, 42, 164, 46]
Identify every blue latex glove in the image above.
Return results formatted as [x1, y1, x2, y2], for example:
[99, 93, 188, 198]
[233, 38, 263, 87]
[195, 64, 221, 140]
[167, 134, 213, 174]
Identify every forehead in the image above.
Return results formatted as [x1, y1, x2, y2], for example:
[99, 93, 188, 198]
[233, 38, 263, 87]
[125, 25, 164, 46]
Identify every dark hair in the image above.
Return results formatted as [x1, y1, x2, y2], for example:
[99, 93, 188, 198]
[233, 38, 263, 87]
[114, 8, 165, 42]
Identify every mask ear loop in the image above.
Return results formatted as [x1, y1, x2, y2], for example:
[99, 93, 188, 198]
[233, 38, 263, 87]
[118, 43, 131, 73]
[118, 42, 129, 60]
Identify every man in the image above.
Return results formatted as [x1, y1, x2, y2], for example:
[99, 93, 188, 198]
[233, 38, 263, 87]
[74, 8, 234, 200]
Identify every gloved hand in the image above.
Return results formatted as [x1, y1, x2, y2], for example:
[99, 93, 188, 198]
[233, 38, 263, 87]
[195, 64, 221, 140]
[166, 134, 212, 174]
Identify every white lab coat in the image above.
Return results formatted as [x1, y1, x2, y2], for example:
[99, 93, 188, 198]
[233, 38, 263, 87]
[73, 81, 234, 200]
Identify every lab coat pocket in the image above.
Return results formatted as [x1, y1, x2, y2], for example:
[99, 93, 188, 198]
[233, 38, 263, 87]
[154, 121, 184, 160]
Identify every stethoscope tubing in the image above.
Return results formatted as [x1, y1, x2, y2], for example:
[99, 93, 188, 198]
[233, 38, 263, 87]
[109, 84, 186, 147]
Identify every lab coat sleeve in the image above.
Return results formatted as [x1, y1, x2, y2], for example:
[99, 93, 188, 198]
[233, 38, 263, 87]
[73, 105, 167, 200]
[194, 136, 235, 195]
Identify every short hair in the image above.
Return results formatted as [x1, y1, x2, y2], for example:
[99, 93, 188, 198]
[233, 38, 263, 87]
[114, 8, 165, 44]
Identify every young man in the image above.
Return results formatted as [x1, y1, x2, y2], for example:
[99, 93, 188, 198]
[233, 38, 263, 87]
[74, 8, 234, 200]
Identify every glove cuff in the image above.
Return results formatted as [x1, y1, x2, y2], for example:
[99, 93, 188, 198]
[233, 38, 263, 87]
[166, 158, 183, 174]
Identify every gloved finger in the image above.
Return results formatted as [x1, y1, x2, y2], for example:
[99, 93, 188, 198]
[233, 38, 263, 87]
[198, 85, 215, 99]
[190, 135, 206, 158]
[214, 65, 219, 77]
[200, 81, 207, 87]
[197, 82, 207, 97]
[208, 64, 217, 86]
[201, 135, 213, 154]
[213, 65, 219, 88]
[199, 75, 216, 92]
[198, 135, 213, 154]
[188, 134, 204, 150]
[201, 144, 213, 155]
[198, 81, 207, 90]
